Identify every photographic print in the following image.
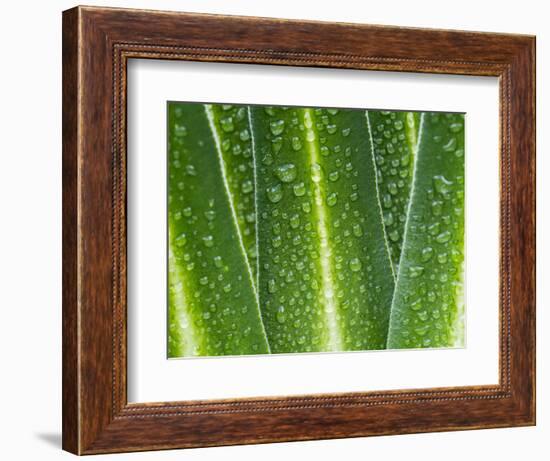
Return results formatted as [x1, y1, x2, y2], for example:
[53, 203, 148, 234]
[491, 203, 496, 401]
[62, 8, 536, 452]
[167, 102, 465, 358]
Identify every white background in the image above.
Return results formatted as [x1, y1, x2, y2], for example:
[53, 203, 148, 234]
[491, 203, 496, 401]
[0, 0, 546, 460]
[128, 60, 499, 402]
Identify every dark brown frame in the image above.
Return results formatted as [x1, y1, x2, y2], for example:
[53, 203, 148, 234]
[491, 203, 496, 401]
[62, 5, 536, 455]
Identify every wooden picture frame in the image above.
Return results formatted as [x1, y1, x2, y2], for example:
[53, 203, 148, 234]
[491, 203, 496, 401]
[62, 5, 536, 455]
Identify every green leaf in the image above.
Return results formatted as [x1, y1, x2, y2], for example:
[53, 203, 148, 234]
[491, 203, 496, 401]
[368, 110, 419, 272]
[207, 104, 258, 283]
[250, 106, 395, 353]
[386, 112, 465, 349]
[167, 102, 269, 357]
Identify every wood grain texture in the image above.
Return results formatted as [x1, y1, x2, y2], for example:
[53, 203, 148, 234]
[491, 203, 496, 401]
[62, 7, 79, 454]
[62, 5, 536, 455]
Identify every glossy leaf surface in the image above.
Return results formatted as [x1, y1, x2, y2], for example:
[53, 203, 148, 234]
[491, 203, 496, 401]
[368, 110, 419, 272]
[167, 103, 269, 357]
[167, 102, 465, 357]
[386, 112, 465, 349]
[250, 106, 395, 353]
[208, 104, 258, 283]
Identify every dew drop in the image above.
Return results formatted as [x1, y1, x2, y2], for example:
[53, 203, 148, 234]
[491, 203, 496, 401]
[431, 200, 443, 216]
[266, 184, 283, 203]
[185, 164, 197, 176]
[410, 299, 422, 311]
[174, 123, 187, 137]
[433, 175, 453, 196]
[272, 235, 282, 248]
[271, 137, 283, 153]
[327, 192, 338, 207]
[389, 230, 399, 242]
[414, 325, 429, 336]
[275, 163, 297, 183]
[428, 222, 440, 236]
[276, 305, 286, 323]
[327, 124, 337, 134]
[442, 137, 457, 152]
[220, 117, 234, 133]
[409, 266, 424, 278]
[232, 144, 242, 156]
[175, 233, 187, 247]
[291, 136, 302, 151]
[270, 119, 285, 136]
[239, 129, 250, 141]
[241, 180, 253, 194]
[349, 258, 362, 272]
[387, 182, 398, 195]
[449, 122, 463, 133]
[421, 247, 434, 262]
[435, 231, 451, 243]
[293, 182, 306, 197]
[311, 164, 323, 183]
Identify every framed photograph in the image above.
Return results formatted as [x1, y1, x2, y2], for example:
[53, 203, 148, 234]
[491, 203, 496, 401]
[62, 5, 535, 455]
